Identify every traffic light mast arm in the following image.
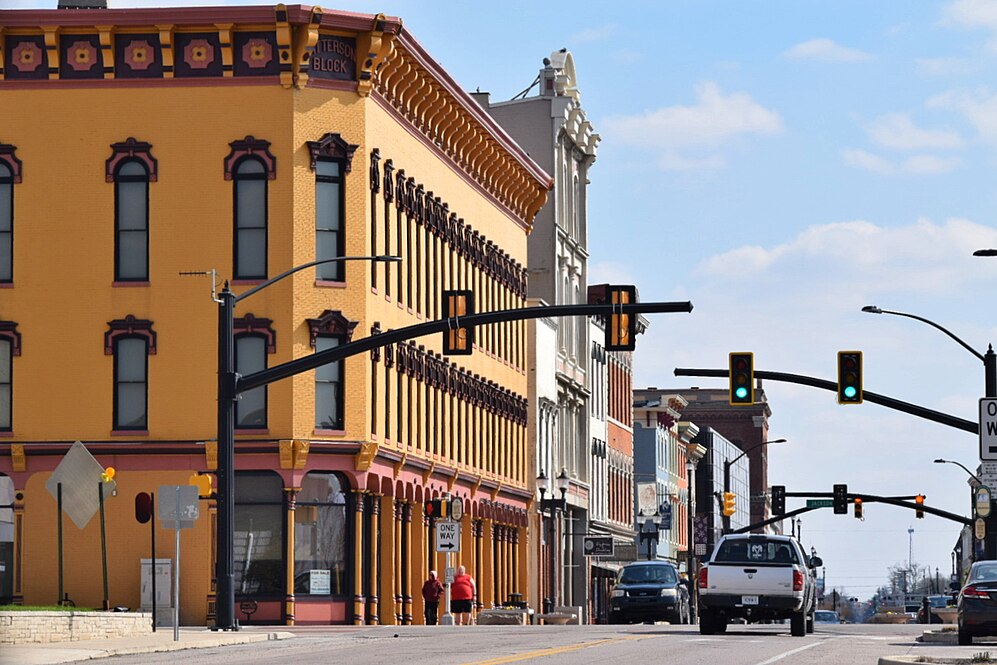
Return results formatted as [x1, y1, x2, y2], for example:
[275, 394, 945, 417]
[238, 301, 693, 392]
[674, 367, 977, 434]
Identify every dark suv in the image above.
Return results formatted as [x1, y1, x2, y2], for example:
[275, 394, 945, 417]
[608, 561, 690, 624]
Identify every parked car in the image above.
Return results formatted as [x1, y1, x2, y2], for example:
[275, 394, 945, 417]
[698, 533, 821, 637]
[918, 595, 952, 624]
[608, 561, 690, 625]
[958, 561, 997, 644]
[814, 610, 840, 624]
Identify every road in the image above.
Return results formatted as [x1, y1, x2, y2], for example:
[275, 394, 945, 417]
[95, 623, 997, 665]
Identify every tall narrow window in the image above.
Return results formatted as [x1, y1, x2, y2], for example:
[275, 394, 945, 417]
[234, 471, 284, 596]
[233, 158, 268, 280]
[0, 163, 12, 284]
[315, 335, 343, 430]
[114, 336, 147, 430]
[315, 159, 344, 281]
[114, 160, 149, 281]
[295, 472, 349, 597]
[235, 334, 267, 428]
[0, 338, 10, 430]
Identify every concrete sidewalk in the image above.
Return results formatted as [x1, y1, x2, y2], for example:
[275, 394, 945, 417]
[2, 627, 294, 665]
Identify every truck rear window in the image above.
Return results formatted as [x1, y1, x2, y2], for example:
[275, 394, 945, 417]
[714, 539, 799, 564]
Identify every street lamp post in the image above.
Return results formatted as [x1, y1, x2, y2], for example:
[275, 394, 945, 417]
[686, 460, 697, 623]
[863, 304, 997, 559]
[214, 255, 398, 631]
[722, 438, 786, 534]
[934, 458, 981, 563]
[537, 468, 569, 615]
[638, 510, 660, 561]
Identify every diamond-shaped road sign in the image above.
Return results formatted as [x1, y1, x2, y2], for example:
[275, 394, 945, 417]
[45, 441, 117, 529]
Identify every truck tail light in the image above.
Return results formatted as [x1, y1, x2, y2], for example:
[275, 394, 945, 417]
[793, 570, 804, 591]
[699, 567, 709, 589]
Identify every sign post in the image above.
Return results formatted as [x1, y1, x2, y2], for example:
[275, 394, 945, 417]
[435, 504, 461, 626]
[158, 485, 200, 641]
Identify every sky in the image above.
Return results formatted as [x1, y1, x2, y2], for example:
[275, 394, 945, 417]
[13, 0, 997, 601]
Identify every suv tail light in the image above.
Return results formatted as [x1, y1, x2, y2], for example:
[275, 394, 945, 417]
[699, 567, 708, 589]
[963, 585, 991, 598]
[793, 569, 804, 591]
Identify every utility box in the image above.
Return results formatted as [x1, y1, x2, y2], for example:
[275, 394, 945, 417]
[140, 558, 173, 627]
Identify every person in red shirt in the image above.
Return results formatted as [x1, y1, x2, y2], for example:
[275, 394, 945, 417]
[421, 570, 444, 625]
[450, 565, 476, 625]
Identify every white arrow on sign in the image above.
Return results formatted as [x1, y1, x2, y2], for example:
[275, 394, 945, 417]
[435, 520, 461, 553]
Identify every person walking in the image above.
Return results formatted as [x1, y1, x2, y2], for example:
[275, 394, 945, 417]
[450, 565, 476, 625]
[422, 570, 445, 625]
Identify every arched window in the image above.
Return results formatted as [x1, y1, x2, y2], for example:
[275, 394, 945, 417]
[0, 163, 12, 284]
[114, 336, 148, 430]
[295, 471, 350, 597]
[235, 334, 267, 429]
[114, 160, 149, 282]
[234, 471, 284, 596]
[233, 157, 268, 280]
[315, 159, 344, 281]
[314, 335, 343, 430]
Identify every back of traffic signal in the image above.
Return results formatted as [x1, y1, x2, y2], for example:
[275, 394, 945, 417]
[769, 484, 928, 520]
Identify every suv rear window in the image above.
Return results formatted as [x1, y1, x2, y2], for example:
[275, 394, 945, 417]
[714, 538, 799, 564]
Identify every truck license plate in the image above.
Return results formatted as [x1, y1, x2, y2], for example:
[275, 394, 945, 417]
[741, 595, 759, 605]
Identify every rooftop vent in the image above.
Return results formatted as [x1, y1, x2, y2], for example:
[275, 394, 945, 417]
[58, 0, 107, 8]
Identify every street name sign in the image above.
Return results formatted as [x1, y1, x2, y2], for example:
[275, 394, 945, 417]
[980, 398, 997, 460]
[435, 520, 461, 552]
[806, 499, 834, 508]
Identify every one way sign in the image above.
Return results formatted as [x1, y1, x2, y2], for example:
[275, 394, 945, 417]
[981, 398, 997, 461]
[436, 521, 461, 552]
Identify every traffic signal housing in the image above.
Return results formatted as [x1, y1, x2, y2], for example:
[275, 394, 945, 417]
[442, 290, 474, 355]
[722, 491, 736, 517]
[833, 484, 848, 514]
[729, 352, 754, 405]
[424, 498, 448, 519]
[134, 492, 153, 524]
[854, 497, 863, 519]
[771, 485, 786, 516]
[915, 494, 925, 519]
[837, 351, 863, 404]
[605, 285, 638, 351]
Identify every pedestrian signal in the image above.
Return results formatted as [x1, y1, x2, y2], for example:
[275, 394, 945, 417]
[771, 485, 786, 516]
[729, 353, 754, 405]
[837, 351, 863, 404]
[722, 492, 736, 517]
[833, 484, 848, 514]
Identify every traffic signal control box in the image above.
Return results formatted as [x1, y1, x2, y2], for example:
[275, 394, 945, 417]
[837, 351, 863, 404]
[729, 352, 754, 405]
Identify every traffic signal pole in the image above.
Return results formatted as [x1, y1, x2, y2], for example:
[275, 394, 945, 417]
[985, 346, 996, 560]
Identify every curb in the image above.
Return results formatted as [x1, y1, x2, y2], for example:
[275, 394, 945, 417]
[100, 631, 294, 657]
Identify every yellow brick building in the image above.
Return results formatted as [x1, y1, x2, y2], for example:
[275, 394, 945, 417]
[0, 3, 550, 625]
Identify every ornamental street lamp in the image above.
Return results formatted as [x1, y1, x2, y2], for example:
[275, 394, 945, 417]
[214, 254, 399, 631]
[537, 468, 569, 614]
[722, 438, 787, 534]
[863, 304, 997, 558]
[638, 509, 661, 561]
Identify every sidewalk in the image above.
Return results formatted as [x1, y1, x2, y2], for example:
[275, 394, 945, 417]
[2, 627, 294, 665]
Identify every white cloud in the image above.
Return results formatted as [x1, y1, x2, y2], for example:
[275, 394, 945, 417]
[571, 24, 617, 43]
[782, 38, 873, 63]
[928, 87, 997, 142]
[865, 113, 964, 150]
[841, 148, 961, 175]
[916, 57, 973, 77]
[588, 260, 639, 286]
[943, 0, 997, 49]
[602, 81, 782, 170]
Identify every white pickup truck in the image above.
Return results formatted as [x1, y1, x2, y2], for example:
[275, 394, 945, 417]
[698, 533, 821, 636]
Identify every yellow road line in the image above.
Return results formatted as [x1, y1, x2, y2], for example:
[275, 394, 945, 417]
[462, 635, 653, 665]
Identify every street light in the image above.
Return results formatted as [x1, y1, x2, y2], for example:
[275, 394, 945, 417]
[686, 459, 697, 623]
[722, 438, 787, 533]
[935, 458, 981, 563]
[863, 304, 997, 558]
[638, 509, 661, 561]
[537, 468, 569, 614]
[214, 254, 399, 631]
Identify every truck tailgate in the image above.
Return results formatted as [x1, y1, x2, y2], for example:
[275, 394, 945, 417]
[703, 563, 796, 596]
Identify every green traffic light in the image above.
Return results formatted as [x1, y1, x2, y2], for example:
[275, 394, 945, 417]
[843, 386, 857, 399]
[735, 387, 748, 399]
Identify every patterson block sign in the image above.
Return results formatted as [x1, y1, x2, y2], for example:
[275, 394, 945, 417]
[309, 36, 356, 81]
